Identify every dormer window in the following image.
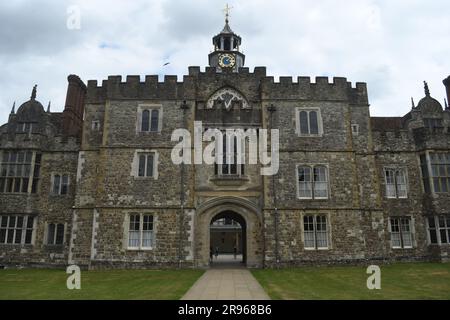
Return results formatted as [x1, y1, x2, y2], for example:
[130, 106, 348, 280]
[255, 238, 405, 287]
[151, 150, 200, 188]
[16, 123, 33, 134]
[424, 118, 443, 129]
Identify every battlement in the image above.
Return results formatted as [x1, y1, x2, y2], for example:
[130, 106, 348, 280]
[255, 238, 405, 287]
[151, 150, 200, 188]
[86, 74, 196, 103]
[86, 66, 368, 105]
[260, 75, 366, 90]
[260, 75, 368, 104]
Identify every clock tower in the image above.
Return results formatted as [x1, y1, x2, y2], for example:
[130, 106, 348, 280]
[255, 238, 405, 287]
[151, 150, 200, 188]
[209, 5, 245, 72]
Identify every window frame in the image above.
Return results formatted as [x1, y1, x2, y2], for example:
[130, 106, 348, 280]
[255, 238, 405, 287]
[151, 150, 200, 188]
[137, 104, 163, 133]
[0, 150, 41, 194]
[91, 120, 101, 131]
[46, 223, 65, 246]
[296, 164, 330, 200]
[137, 153, 156, 178]
[295, 107, 323, 137]
[429, 153, 450, 194]
[383, 167, 408, 199]
[389, 216, 414, 249]
[420, 152, 450, 194]
[214, 130, 246, 177]
[427, 215, 450, 245]
[351, 124, 360, 136]
[131, 150, 159, 179]
[127, 213, 154, 250]
[51, 173, 70, 195]
[0, 215, 35, 246]
[16, 122, 34, 135]
[302, 214, 330, 250]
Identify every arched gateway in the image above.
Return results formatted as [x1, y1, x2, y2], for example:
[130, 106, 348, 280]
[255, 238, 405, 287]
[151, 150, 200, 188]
[194, 197, 263, 268]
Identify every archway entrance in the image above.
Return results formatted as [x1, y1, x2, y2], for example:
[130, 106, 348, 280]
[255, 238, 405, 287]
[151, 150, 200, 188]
[194, 197, 263, 268]
[209, 211, 246, 267]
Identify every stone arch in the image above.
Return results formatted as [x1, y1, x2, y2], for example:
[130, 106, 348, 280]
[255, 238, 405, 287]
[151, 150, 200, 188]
[206, 87, 250, 110]
[210, 210, 247, 264]
[194, 197, 263, 268]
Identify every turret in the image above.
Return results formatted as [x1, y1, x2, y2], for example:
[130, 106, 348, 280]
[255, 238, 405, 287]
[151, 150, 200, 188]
[208, 5, 245, 72]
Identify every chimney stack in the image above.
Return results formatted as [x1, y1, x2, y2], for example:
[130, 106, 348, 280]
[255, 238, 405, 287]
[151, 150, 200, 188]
[62, 74, 87, 138]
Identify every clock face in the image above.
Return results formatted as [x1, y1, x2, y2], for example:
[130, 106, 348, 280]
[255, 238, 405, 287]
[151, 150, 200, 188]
[218, 54, 236, 68]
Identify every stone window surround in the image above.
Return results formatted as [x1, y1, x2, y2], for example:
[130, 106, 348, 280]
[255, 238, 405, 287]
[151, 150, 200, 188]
[130, 149, 159, 180]
[0, 215, 37, 246]
[295, 107, 324, 137]
[351, 124, 360, 136]
[123, 212, 157, 251]
[296, 163, 331, 200]
[50, 173, 70, 196]
[388, 215, 415, 250]
[383, 166, 408, 199]
[300, 212, 332, 251]
[136, 104, 163, 134]
[44, 222, 66, 246]
[426, 215, 450, 246]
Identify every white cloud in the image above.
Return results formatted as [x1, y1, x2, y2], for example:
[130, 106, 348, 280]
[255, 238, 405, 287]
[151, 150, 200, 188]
[1, 0, 449, 125]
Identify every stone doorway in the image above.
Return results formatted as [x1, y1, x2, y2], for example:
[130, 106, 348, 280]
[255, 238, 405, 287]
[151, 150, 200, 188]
[194, 197, 263, 268]
[210, 211, 246, 268]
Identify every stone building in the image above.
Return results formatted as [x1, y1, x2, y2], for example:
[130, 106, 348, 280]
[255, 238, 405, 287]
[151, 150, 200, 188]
[1, 19, 450, 269]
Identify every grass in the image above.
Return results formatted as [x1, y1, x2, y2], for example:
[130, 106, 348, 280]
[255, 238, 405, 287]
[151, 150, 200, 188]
[251, 262, 450, 300]
[0, 268, 204, 300]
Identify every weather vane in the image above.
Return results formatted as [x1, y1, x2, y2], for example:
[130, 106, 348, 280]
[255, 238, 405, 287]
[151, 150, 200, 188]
[223, 3, 233, 23]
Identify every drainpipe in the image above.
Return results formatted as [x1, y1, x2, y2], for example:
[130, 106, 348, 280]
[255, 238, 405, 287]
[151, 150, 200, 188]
[267, 104, 279, 268]
[178, 100, 189, 268]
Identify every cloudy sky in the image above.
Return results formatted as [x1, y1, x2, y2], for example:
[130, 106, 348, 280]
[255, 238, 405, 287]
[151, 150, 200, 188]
[1, 0, 449, 124]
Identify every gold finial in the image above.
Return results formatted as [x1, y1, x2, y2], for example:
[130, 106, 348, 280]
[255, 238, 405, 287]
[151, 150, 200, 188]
[223, 3, 233, 23]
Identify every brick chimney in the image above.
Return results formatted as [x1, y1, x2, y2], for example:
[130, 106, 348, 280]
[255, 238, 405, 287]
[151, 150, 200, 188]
[443, 75, 450, 106]
[62, 74, 86, 138]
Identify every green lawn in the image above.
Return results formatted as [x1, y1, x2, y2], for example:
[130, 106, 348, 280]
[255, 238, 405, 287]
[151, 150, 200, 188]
[0, 268, 204, 300]
[252, 262, 450, 300]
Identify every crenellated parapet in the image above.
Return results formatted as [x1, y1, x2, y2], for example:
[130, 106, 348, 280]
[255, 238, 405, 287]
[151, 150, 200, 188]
[260, 75, 368, 104]
[86, 67, 368, 105]
[86, 74, 197, 103]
